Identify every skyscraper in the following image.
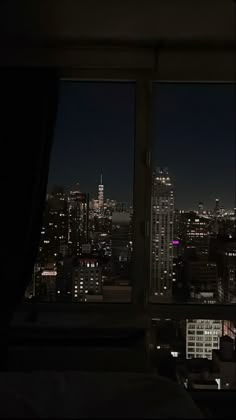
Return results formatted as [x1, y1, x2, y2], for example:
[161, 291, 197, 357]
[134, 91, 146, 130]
[68, 184, 89, 256]
[214, 199, 220, 217]
[198, 202, 204, 216]
[111, 211, 132, 278]
[98, 174, 104, 211]
[150, 167, 174, 298]
[209, 236, 236, 303]
[38, 185, 68, 264]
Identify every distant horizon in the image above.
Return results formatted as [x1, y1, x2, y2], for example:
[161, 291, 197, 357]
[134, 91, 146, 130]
[47, 181, 235, 213]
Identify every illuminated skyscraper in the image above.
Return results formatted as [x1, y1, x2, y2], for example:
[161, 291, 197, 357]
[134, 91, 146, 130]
[214, 199, 220, 217]
[68, 184, 89, 256]
[98, 173, 104, 210]
[150, 167, 174, 298]
[38, 186, 68, 264]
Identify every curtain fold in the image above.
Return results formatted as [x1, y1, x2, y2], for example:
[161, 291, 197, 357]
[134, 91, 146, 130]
[1, 68, 59, 367]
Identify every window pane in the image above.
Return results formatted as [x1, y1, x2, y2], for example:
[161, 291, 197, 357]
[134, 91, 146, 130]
[150, 83, 235, 304]
[25, 82, 135, 303]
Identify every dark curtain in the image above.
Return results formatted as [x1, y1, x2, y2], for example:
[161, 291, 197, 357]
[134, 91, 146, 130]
[1, 68, 59, 367]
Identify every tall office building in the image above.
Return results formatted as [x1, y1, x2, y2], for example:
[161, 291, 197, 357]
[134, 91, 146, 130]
[38, 185, 68, 264]
[181, 212, 210, 243]
[111, 211, 132, 278]
[150, 167, 174, 298]
[175, 211, 210, 259]
[56, 256, 74, 299]
[186, 319, 222, 360]
[98, 174, 104, 211]
[209, 236, 236, 303]
[31, 186, 68, 300]
[214, 199, 220, 217]
[186, 261, 218, 302]
[198, 202, 204, 216]
[68, 184, 89, 256]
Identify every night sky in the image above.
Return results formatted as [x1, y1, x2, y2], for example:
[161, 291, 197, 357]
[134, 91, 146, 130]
[49, 81, 235, 210]
[49, 82, 135, 203]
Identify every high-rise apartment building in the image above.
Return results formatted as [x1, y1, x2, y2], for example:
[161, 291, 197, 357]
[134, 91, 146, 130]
[68, 184, 89, 256]
[150, 167, 174, 298]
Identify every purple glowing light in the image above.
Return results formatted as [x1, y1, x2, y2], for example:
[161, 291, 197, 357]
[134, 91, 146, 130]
[172, 240, 180, 245]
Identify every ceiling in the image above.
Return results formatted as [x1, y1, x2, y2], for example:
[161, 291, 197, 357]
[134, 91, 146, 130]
[0, 0, 235, 80]
[1, 0, 235, 45]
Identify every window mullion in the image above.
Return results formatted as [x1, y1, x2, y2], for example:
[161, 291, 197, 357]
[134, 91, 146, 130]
[132, 79, 152, 305]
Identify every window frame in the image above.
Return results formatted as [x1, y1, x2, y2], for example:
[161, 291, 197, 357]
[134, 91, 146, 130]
[14, 42, 236, 324]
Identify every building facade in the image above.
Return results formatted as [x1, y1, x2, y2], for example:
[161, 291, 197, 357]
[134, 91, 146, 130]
[111, 211, 132, 279]
[186, 261, 218, 301]
[72, 258, 102, 302]
[150, 168, 174, 298]
[68, 184, 89, 256]
[98, 174, 104, 211]
[186, 319, 222, 360]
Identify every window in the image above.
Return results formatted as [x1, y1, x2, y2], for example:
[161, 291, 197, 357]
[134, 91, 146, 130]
[27, 82, 135, 303]
[149, 83, 235, 304]
[17, 41, 236, 406]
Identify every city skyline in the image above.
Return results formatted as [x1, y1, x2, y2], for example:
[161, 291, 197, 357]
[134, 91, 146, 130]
[48, 174, 234, 213]
[48, 82, 235, 209]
